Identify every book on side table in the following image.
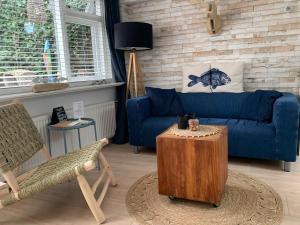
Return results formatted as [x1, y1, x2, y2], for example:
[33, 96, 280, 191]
[51, 119, 90, 128]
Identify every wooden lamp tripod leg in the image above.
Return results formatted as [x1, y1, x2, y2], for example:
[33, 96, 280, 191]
[126, 53, 134, 100]
[132, 53, 138, 97]
[135, 57, 145, 95]
[126, 51, 146, 99]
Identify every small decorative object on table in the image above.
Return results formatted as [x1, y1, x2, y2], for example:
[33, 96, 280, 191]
[178, 115, 189, 129]
[188, 118, 199, 131]
[51, 106, 67, 125]
[73, 101, 85, 120]
[178, 113, 196, 129]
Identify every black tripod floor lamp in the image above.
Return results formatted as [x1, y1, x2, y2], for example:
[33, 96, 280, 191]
[114, 22, 153, 100]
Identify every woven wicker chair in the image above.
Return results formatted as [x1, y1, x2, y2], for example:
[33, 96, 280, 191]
[0, 101, 117, 224]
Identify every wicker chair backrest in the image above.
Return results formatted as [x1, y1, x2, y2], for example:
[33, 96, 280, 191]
[0, 103, 43, 173]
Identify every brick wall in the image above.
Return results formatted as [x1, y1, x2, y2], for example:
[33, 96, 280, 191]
[120, 0, 300, 95]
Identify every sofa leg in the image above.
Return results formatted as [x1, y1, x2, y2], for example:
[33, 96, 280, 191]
[134, 146, 140, 154]
[283, 161, 291, 172]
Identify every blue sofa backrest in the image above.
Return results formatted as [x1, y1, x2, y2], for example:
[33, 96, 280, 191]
[178, 92, 251, 119]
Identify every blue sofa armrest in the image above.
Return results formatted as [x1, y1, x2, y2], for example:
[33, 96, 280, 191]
[127, 96, 151, 146]
[273, 93, 300, 162]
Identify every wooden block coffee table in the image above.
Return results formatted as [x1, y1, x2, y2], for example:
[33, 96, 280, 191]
[156, 125, 228, 206]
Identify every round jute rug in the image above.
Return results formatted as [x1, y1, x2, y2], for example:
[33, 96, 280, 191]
[126, 170, 283, 225]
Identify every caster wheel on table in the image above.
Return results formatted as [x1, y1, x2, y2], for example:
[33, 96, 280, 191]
[213, 203, 220, 207]
[169, 196, 176, 200]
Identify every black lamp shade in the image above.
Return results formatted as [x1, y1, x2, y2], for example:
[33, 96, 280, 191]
[114, 22, 153, 51]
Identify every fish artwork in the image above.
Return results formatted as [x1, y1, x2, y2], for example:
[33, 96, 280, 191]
[188, 68, 231, 91]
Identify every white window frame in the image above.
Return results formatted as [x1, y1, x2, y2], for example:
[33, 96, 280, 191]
[52, 0, 111, 82]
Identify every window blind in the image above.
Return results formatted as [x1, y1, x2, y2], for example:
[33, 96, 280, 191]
[66, 23, 96, 77]
[0, 0, 59, 88]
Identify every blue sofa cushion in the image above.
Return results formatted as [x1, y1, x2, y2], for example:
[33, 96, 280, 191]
[146, 87, 183, 116]
[179, 91, 282, 122]
[199, 118, 276, 159]
[240, 90, 282, 122]
[178, 92, 249, 119]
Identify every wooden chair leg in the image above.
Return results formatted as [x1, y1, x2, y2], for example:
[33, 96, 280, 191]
[98, 152, 118, 186]
[77, 174, 106, 224]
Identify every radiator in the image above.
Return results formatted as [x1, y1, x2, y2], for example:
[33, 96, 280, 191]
[21, 101, 116, 172]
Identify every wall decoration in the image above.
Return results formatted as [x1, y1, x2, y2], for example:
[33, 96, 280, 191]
[182, 62, 244, 93]
[189, 0, 221, 35]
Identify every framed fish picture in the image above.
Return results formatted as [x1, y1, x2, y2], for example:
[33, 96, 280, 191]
[182, 62, 244, 93]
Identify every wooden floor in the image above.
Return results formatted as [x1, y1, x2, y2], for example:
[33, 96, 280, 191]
[0, 143, 300, 225]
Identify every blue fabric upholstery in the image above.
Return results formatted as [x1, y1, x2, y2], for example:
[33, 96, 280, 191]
[273, 93, 300, 162]
[145, 87, 183, 116]
[240, 90, 282, 122]
[127, 92, 300, 162]
[178, 92, 249, 119]
[127, 96, 151, 146]
[199, 118, 276, 160]
[141, 117, 177, 148]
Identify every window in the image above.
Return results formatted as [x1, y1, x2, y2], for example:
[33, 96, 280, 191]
[0, 0, 112, 89]
[66, 23, 95, 78]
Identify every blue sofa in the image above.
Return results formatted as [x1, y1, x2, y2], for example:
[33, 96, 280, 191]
[127, 92, 300, 171]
